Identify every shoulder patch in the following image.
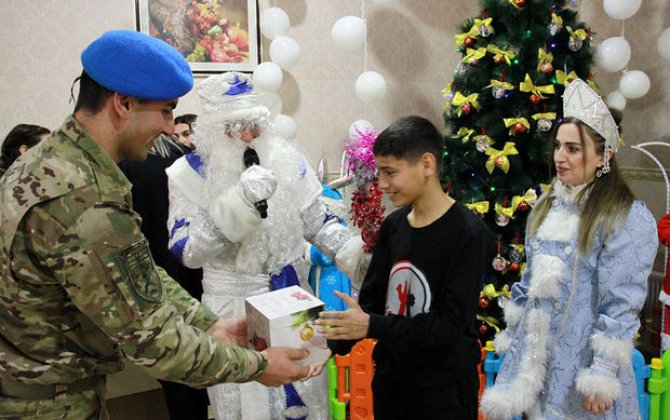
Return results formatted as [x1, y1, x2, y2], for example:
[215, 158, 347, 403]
[110, 239, 163, 306]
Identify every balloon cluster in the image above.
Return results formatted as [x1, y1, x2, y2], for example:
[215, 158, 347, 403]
[330, 3, 389, 104]
[593, 0, 661, 110]
[253, 7, 299, 140]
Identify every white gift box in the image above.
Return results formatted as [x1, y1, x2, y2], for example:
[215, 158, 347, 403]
[245, 285, 330, 366]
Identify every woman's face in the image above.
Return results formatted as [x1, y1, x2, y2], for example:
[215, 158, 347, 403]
[553, 122, 604, 187]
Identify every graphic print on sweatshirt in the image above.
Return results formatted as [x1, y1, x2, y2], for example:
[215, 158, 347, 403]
[385, 261, 431, 317]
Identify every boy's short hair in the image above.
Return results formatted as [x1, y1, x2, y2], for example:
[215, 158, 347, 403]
[373, 116, 443, 171]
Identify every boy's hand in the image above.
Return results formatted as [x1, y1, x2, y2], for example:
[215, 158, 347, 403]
[256, 347, 310, 387]
[315, 290, 369, 340]
[206, 317, 248, 347]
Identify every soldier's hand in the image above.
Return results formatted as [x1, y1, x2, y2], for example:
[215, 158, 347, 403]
[256, 347, 309, 387]
[206, 317, 248, 347]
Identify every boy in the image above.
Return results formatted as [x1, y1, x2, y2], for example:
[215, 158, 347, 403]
[317, 116, 494, 419]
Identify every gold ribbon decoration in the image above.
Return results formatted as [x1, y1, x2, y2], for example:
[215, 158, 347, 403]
[531, 112, 557, 121]
[551, 12, 563, 28]
[536, 48, 554, 71]
[503, 117, 531, 136]
[484, 79, 514, 91]
[566, 26, 588, 42]
[471, 17, 495, 38]
[508, 0, 525, 10]
[476, 315, 501, 333]
[495, 202, 516, 219]
[454, 24, 480, 48]
[510, 243, 525, 256]
[462, 47, 488, 64]
[540, 182, 552, 195]
[555, 70, 578, 86]
[452, 92, 481, 116]
[485, 142, 519, 174]
[519, 74, 555, 99]
[486, 45, 515, 65]
[511, 188, 539, 212]
[465, 201, 490, 215]
[481, 283, 511, 300]
[451, 127, 476, 143]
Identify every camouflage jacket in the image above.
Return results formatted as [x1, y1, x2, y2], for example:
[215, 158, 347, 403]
[0, 116, 267, 387]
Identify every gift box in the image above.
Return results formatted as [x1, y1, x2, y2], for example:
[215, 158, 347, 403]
[245, 285, 330, 366]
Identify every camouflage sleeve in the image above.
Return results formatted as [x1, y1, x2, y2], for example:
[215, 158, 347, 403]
[157, 265, 218, 331]
[31, 201, 267, 386]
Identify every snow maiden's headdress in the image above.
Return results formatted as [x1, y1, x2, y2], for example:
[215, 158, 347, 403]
[562, 78, 620, 176]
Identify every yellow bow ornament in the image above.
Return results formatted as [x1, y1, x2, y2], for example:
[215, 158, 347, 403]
[486, 45, 516, 65]
[511, 188, 538, 212]
[537, 48, 554, 71]
[485, 142, 519, 174]
[462, 47, 488, 64]
[451, 127, 476, 143]
[555, 70, 578, 86]
[495, 202, 516, 219]
[465, 201, 490, 215]
[452, 92, 481, 116]
[503, 117, 531, 136]
[519, 74, 555, 99]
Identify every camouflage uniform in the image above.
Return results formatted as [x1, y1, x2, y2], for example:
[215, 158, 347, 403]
[0, 116, 267, 419]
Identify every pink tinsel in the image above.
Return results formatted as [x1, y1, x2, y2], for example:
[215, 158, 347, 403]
[345, 128, 378, 175]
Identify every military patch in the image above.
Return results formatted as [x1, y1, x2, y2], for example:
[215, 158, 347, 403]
[110, 239, 163, 306]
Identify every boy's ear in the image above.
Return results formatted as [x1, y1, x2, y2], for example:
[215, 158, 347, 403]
[421, 152, 437, 176]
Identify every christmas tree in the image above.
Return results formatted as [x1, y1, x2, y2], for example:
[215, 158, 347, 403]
[440, 0, 594, 342]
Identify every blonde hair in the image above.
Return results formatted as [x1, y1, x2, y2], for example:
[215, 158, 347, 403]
[527, 117, 634, 254]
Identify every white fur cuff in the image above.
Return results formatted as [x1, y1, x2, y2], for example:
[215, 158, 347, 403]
[208, 187, 261, 243]
[660, 290, 670, 307]
[335, 236, 367, 289]
[591, 333, 633, 368]
[575, 369, 621, 403]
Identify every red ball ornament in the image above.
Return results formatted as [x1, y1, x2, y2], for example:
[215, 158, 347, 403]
[517, 201, 530, 212]
[541, 63, 554, 73]
[514, 0, 526, 7]
[461, 103, 472, 114]
[464, 37, 475, 47]
[479, 296, 490, 309]
[478, 323, 489, 336]
[509, 262, 520, 272]
[494, 156, 505, 168]
[514, 123, 526, 133]
[495, 55, 505, 65]
[529, 94, 541, 105]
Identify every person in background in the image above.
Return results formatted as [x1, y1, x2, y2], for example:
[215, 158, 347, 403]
[318, 116, 495, 420]
[0, 123, 50, 177]
[657, 212, 670, 352]
[174, 113, 197, 150]
[166, 71, 368, 420]
[480, 79, 658, 419]
[119, 133, 208, 420]
[0, 29, 309, 419]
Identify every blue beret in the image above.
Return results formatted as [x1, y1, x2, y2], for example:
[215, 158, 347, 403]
[81, 30, 193, 101]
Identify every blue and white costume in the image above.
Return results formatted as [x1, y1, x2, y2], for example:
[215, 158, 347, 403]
[165, 72, 364, 420]
[481, 181, 658, 419]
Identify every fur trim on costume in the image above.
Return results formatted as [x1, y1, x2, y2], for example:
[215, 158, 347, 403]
[527, 255, 564, 299]
[503, 301, 524, 327]
[660, 290, 670, 306]
[536, 208, 579, 242]
[493, 330, 512, 355]
[165, 156, 206, 205]
[480, 308, 551, 420]
[591, 333, 632, 368]
[208, 187, 261, 243]
[552, 180, 588, 204]
[575, 368, 621, 403]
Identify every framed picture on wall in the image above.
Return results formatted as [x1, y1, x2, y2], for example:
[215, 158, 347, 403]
[135, 0, 259, 72]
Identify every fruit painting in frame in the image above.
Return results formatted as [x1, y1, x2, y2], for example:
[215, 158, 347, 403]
[135, 0, 259, 72]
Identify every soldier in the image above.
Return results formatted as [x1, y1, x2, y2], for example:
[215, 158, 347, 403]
[0, 30, 309, 419]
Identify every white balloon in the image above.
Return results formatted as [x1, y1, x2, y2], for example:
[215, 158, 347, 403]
[658, 27, 670, 61]
[355, 71, 388, 103]
[269, 36, 301, 69]
[253, 62, 284, 92]
[618, 70, 651, 99]
[606, 91, 627, 111]
[260, 7, 290, 40]
[348, 119, 375, 141]
[595, 37, 631, 72]
[603, 0, 642, 20]
[331, 16, 367, 51]
[272, 114, 298, 140]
